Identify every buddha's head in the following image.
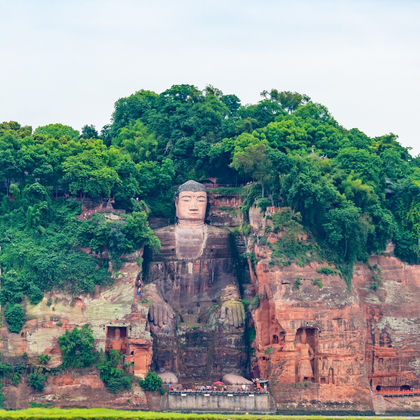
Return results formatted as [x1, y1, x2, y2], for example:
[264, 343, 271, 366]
[175, 180, 207, 227]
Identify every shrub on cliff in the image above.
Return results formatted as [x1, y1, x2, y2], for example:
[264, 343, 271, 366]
[39, 354, 51, 365]
[139, 370, 162, 392]
[0, 270, 23, 306]
[28, 370, 48, 392]
[0, 360, 12, 379]
[96, 350, 132, 393]
[4, 303, 25, 333]
[58, 324, 95, 368]
[27, 283, 44, 305]
[316, 266, 338, 275]
[76, 210, 160, 267]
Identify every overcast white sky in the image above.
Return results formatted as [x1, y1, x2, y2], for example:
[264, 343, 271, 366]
[1, 0, 419, 156]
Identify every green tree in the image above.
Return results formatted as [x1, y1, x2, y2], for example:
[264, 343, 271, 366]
[0, 270, 24, 306]
[113, 120, 157, 163]
[230, 136, 272, 196]
[139, 370, 162, 392]
[341, 172, 375, 210]
[28, 370, 48, 392]
[262, 90, 310, 113]
[97, 350, 132, 393]
[80, 124, 99, 139]
[323, 203, 373, 262]
[34, 123, 79, 140]
[62, 147, 121, 198]
[4, 303, 25, 333]
[58, 324, 96, 368]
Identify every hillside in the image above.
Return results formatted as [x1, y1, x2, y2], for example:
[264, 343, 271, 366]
[0, 86, 419, 413]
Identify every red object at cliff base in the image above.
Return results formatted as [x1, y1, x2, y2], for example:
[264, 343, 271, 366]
[213, 381, 224, 386]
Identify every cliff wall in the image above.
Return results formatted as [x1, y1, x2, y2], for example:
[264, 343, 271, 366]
[248, 206, 420, 413]
[1, 250, 153, 410]
[1, 200, 419, 413]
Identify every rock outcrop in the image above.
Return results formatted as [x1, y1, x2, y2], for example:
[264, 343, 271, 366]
[248, 206, 420, 413]
[1, 249, 153, 409]
[4, 370, 148, 410]
[354, 255, 420, 413]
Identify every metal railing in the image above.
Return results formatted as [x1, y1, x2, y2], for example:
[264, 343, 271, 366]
[376, 389, 420, 397]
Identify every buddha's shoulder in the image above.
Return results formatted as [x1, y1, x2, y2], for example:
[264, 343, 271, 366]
[206, 224, 230, 237]
[154, 225, 176, 234]
[153, 225, 176, 242]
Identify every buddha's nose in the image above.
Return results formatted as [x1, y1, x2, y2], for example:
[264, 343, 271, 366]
[189, 200, 198, 210]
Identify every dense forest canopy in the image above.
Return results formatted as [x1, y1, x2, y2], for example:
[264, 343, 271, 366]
[0, 85, 419, 332]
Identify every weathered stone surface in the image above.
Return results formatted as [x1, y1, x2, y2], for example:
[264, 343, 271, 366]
[248, 206, 420, 413]
[250, 257, 372, 410]
[3, 369, 148, 410]
[144, 224, 247, 384]
[158, 371, 178, 384]
[353, 256, 420, 395]
[207, 191, 243, 227]
[1, 250, 153, 408]
[2, 198, 419, 413]
[223, 373, 253, 385]
[164, 392, 276, 413]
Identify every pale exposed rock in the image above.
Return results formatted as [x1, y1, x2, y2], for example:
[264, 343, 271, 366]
[158, 371, 178, 384]
[223, 373, 252, 385]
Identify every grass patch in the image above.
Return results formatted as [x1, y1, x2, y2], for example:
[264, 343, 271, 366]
[0, 408, 398, 419]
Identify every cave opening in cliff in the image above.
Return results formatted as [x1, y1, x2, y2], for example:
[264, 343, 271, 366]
[106, 326, 128, 354]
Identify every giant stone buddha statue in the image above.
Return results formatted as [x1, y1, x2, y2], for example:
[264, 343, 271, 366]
[143, 180, 247, 384]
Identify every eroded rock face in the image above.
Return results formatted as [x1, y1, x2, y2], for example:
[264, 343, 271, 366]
[3, 370, 148, 410]
[1, 249, 153, 407]
[250, 257, 372, 411]
[207, 191, 243, 227]
[248, 206, 420, 412]
[353, 256, 420, 394]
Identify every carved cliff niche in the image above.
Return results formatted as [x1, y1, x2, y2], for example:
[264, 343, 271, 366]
[105, 326, 128, 354]
[258, 291, 285, 348]
[294, 327, 318, 383]
[127, 342, 153, 377]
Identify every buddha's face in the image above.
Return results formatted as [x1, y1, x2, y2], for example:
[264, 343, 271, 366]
[176, 190, 207, 224]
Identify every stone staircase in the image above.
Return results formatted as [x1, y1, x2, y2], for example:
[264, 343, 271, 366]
[372, 393, 387, 415]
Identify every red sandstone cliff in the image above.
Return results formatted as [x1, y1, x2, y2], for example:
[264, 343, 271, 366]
[248, 206, 420, 413]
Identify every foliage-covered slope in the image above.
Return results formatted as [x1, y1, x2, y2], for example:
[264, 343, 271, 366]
[0, 86, 418, 333]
